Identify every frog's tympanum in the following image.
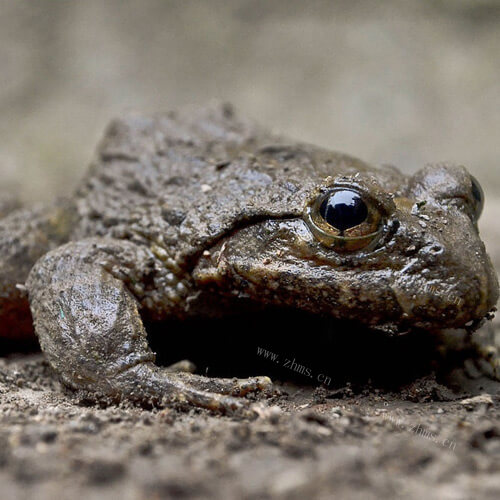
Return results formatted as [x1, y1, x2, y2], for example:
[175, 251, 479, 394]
[0, 104, 497, 412]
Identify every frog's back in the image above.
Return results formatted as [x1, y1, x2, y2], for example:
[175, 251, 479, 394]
[72, 103, 403, 262]
[72, 104, 258, 232]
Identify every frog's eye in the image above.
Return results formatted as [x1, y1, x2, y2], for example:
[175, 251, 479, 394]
[470, 176, 484, 221]
[306, 188, 384, 252]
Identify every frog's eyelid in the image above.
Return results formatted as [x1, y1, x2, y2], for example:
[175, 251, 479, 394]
[318, 182, 395, 216]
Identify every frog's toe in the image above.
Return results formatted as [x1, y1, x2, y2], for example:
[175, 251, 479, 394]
[173, 373, 273, 397]
[164, 359, 197, 373]
[173, 386, 251, 415]
[229, 375, 273, 396]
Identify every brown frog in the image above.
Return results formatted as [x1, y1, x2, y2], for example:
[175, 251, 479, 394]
[0, 103, 497, 412]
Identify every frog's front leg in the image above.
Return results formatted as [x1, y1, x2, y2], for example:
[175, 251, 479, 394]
[26, 238, 271, 413]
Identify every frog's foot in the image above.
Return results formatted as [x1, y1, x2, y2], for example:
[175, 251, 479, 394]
[172, 372, 272, 397]
[114, 366, 271, 414]
[27, 238, 273, 414]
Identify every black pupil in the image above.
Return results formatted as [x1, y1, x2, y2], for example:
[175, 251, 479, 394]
[319, 190, 368, 231]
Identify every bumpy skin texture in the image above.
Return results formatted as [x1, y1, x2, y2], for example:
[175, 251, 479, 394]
[0, 200, 75, 339]
[1, 103, 499, 412]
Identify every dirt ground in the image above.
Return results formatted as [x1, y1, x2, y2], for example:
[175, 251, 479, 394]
[0, 320, 499, 500]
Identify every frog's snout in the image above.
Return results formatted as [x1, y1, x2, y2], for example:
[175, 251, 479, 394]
[392, 222, 499, 330]
[392, 260, 498, 330]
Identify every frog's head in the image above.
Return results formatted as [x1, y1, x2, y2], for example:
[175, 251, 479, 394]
[194, 163, 498, 333]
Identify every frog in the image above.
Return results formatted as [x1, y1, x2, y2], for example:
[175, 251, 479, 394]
[0, 103, 497, 413]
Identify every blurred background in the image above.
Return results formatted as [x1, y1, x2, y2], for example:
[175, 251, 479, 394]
[1, 0, 499, 265]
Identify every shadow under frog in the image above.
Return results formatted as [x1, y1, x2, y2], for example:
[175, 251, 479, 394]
[0, 103, 497, 412]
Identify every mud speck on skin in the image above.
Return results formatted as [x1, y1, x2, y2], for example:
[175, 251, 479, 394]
[0, 353, 498, 499]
